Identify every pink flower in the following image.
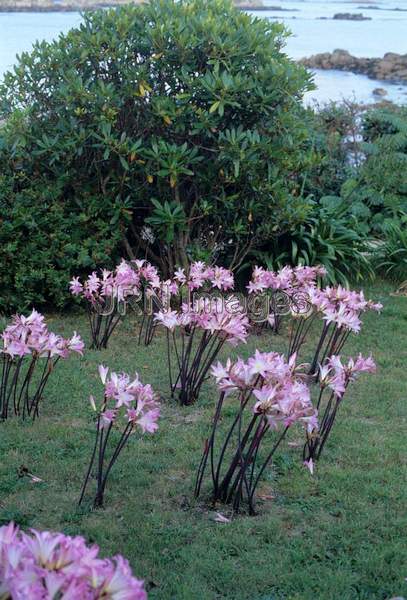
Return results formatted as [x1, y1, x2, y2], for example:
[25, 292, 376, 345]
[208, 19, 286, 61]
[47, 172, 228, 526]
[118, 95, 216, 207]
[126, 408, 138, 422]
[248, 350, 274, 378]
[67, 332, 84, 355]
[1, 312, 84, 362]
[94, 367, 160, 434]
[115, 389, 135, 408]
[136, 408, 160, 433]
[101, 409, 116, 427]
[212, 351, 318, 432]
[86, 272, 101, 294]
[0, 523, 147, 599]
[324, 353, 376, 398]
[98, 364, 109, 385]
[69, 277, 83, 295]
[323, 304, 361, 333]
[210, 267, 234, 291]
[211, 360, 232, 382]
[2, 336, 30, 357]
[174, 267, 186, 284]
[154, 310, 179, 331]
[303, 459, 314, 475]
[353, 354, 376, 373]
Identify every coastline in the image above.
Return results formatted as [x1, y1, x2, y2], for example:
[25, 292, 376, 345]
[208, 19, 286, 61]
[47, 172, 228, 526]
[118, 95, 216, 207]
[2, 5, 407, 105]
[300, 50, 407, 86]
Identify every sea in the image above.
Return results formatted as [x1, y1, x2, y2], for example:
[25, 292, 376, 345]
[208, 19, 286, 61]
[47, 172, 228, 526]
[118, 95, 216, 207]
[0, 0, 407, 105]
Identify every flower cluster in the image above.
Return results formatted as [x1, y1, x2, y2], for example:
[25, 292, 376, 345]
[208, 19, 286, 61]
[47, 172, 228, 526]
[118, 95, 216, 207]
[320, 353, 377, 397]
[155, 303, 249, 347]
[1, 309, 84, 359]
[0, 522, 147, 599]
[70, 259, 161, 349]
[155, 297, 249, 405]
[80, 366, 160, 507]
[211, 350, 317, 432]
[307, 285, 383, 333]
[0, 311, 83, 420]
[174, 261, 234, 291]
[247, 265, 326, 295]
[287, 284, 382, 372]
[246, 265, 326, 331]
[303, 353, 377, 468]
[195, 350, 318, 513]
[137, 261, 234, 346]
[96, 365, 160, 433]
[70, 259, 160, 305]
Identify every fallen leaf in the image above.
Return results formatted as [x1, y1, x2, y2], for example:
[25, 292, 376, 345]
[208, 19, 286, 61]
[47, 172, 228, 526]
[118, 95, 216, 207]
[258, 493, 275, 501]
[18, 465, 44, 484]
[214, 512, 231, 524]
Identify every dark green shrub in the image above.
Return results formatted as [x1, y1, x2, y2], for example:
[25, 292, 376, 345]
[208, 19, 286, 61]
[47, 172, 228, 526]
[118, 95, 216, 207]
[0, 175, 123, 312]
[302, 101, 360, 201]
[375, 214, 407, 282]
[0, 0, 313, 311]
[251, 197, 373, 286]
[313, 106, 407, 236]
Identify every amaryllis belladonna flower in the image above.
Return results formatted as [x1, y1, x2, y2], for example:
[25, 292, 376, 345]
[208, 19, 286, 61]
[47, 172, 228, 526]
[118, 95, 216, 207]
[70, 259, 160, 349]
[287, 284, 382, 374]
[0, 310, 84, 420]
[155, 297, 249, 406]
[0, 522, 147, 599]
[195, 350, 318, 514]
[303, 353, 377, 468]
[79, 365, 160, 507]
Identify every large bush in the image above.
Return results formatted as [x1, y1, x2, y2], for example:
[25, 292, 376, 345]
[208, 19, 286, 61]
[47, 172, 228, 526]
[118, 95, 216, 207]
[307, 105, 407, 236]
[0, 0, 312, 311]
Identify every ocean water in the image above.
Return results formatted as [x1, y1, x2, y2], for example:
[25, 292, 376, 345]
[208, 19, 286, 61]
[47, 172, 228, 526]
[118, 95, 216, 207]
[0, 1, 406, 105]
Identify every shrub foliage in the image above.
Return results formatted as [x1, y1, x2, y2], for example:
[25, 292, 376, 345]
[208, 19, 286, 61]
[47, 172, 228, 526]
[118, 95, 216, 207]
[0, 0, 312, 311]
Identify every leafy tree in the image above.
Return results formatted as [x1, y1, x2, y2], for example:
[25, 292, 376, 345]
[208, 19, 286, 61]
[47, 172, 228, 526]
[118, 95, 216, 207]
[0, 0, 312, 307]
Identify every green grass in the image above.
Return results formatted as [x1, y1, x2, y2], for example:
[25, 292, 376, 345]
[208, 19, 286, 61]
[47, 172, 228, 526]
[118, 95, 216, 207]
[1, 281, 406, 600]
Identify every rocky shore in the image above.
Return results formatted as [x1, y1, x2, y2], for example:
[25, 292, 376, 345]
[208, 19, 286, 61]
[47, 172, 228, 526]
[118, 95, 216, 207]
[237, 5, 298, 11]
[332, 12, 371, 20]
[300, 50, 407, 84]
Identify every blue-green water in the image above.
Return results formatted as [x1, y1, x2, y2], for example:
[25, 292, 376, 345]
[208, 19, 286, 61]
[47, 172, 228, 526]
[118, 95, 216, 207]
[1, 1, 406, 104]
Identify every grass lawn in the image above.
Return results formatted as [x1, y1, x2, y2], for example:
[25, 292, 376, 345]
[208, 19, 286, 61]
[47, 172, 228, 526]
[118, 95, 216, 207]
[0, 280, 406, 600]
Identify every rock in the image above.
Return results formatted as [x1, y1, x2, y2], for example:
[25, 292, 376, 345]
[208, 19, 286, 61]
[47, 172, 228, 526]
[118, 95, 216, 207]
[372, 88, 388, 97]
[299, 50, 407, 84]
[236, 3, 298, 10]
[333, 12, 371, 20]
